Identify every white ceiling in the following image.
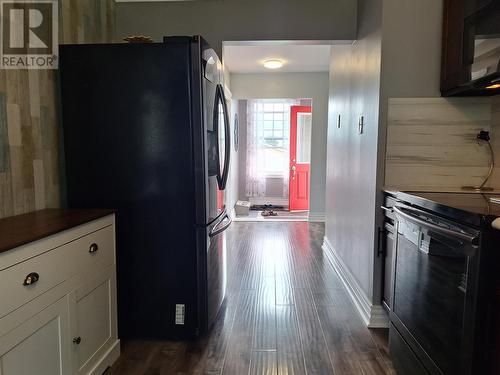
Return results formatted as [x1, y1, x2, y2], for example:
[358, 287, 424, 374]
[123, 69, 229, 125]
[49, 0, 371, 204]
[223, 44, 331, 74]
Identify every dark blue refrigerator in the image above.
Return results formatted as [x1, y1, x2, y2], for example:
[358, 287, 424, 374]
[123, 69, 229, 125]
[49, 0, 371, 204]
[59, 36, 231, 339]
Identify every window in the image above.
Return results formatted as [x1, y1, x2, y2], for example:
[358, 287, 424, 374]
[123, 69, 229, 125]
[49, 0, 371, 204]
[259, 102, 286, 148]
[246, 99, 301, 198]
[250, 101, 290, 175]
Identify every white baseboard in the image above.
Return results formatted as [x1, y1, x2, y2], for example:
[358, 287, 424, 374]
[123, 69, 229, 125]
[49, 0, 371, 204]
[248, 197, 289, 206]
[369, 305, 390, 328]
[308, 212, 325, 222]
[322, 237, 388, 328]
[89, 339, 121, 375]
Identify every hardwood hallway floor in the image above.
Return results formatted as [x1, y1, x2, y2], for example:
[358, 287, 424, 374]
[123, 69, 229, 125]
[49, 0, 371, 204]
[107, 222, 395, 375]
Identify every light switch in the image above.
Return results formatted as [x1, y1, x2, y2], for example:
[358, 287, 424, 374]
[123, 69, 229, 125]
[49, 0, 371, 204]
[358, 116, 364, 134]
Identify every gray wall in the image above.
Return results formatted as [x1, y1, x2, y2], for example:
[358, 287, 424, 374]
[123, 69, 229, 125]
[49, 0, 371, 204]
[377, 0, 444, 208]
[231, 72, 330, 218]
[325, 0, 383, 301]
[380, 0, 444, 99]
[375, 0, 444, 300]
[115, 0, 357, 56]
[324, 0, 446, 304]
[380, 0, 500, 194]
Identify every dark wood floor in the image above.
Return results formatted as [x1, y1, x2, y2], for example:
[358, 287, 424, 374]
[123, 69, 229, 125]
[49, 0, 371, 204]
[107, 222, 395, 375]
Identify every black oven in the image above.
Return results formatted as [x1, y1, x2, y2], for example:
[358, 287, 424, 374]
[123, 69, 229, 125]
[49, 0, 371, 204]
[391, 203, 481, 375]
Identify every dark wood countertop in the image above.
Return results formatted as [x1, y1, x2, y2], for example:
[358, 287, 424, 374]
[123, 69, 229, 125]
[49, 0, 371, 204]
[0, 209, 115, 254]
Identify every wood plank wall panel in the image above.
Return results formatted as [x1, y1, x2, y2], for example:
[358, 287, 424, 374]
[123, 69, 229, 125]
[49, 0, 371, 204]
[0, 1, 116, 219]
[384, 97, 498, 191]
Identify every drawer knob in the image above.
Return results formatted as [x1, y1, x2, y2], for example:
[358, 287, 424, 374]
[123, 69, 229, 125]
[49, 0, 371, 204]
[89, 243, 99, 253]
[23, 272, 40, 286]
[73, 337, 82, 345]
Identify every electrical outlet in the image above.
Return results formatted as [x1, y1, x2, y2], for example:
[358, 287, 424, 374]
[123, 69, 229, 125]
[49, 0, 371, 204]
[358, 116, 364, 134]
[337, 114, 341, 129]
[175, 304, 185, 325]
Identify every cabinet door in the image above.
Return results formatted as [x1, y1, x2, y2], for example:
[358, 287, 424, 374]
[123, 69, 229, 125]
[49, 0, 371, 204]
[70, 267, 118, 375]
[0, 296, 72, 375]
[383, 223, 396, 311]
[441, 0, 468, 94]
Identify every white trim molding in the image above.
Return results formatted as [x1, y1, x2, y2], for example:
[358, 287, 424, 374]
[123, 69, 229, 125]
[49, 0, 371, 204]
[89, 340, 121, 375]
[248, 197, 289, 207]
[322, 236, 388, 328]
[308, 212, 325, 222]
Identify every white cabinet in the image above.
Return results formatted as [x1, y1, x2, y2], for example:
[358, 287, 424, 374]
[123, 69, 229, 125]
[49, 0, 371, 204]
[0, 296, 72, 375]
[70, 267, 118, 375]
[0, 212, 120, 375]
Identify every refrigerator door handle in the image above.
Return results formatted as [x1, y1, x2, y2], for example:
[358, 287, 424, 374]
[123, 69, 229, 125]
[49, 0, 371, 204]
[216, 84, 231, 190]
[209, 210, 231, 238]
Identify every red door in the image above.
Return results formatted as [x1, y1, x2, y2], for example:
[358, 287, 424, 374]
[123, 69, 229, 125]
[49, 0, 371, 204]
[289, 106, 312, 211]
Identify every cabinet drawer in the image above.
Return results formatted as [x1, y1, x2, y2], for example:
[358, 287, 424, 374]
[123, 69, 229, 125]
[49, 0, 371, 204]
[71, 225, 114, 276]
[0, 226, 114, 319]
[0, 243, 73, 318]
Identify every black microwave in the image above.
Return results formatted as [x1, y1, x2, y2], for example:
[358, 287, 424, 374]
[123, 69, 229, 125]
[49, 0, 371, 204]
[441, 0, 500, 96]
[463, 1, 500, 90]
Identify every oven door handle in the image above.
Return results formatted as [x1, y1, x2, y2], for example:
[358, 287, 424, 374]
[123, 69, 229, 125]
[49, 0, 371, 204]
[393, 206, 479, 246]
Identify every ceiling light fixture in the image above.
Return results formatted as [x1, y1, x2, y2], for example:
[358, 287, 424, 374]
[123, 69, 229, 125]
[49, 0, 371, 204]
[263, 59, 283, 69]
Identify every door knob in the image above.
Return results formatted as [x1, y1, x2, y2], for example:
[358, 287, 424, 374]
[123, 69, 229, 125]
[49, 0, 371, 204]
[291, 165, 296, 180]
[73, 337, 82, 345]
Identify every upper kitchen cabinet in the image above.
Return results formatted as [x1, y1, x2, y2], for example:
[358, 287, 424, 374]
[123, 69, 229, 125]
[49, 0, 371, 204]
[441, 0, 500, 96]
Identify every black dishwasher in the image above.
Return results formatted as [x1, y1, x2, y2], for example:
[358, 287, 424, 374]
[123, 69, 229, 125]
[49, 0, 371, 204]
[389, 192, 500, 375]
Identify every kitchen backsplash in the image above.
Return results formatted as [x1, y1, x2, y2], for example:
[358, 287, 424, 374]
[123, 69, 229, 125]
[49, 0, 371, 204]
[0, 1, 116, 219]
[385, 97, 500, 191]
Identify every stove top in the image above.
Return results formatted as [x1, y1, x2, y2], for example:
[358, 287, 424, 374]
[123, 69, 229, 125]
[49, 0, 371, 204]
[394, 191, 500, 228]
